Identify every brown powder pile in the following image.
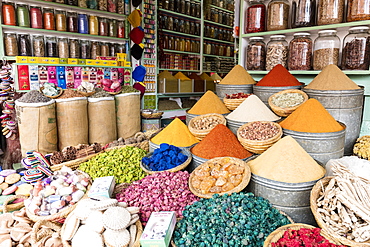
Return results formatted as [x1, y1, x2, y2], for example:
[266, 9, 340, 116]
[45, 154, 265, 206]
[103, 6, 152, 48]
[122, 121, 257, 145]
[305, 64, 360, 90]
[158, 70, 177, 80]
[219, 65, 256, 85]
[199, 72, 213, 81]
[174, 72, 191, 80]
[248, 136, 325, 183]
[57, 89, 84, 99]
[188, 91, 230, 115]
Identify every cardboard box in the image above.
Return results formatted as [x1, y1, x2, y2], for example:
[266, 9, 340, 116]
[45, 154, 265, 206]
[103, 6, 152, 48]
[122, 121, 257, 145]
[47, 66, 58, 86]
[56, 66, 66, 89]
[88, 176, 116, 199]
[28, 65, 39, 90]
[17, 65, 30, 90]
[140, 212, 176, 247]
[38, 66, 48, 86]
[66, 66, 74, 89]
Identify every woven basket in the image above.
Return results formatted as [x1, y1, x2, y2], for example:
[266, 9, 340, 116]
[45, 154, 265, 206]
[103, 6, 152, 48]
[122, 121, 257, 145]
[140, 148, 192, 174]
[268, 89, 308, 117]
[2, 194, 28, 213]
[223, 97, 247, 111]
[263, 223, 342, 246]
[26, 170, 92, 224]
[50, 151, 103, 171]
[30, 220, 62, 245]
[311, 176, 370, 246]
[112, 183, 131, 198]
[237, 121, 283, 154]
[77, 90, 96, 97]
[107, 88, 123, 95]
[189, 157, 251, 198]
[40, 86, 64, 99]
[141, 111, 164, 119]
[188, 113, 227, 141]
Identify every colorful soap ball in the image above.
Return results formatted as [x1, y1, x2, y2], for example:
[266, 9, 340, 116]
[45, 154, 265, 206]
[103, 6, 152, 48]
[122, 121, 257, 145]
[142, 143, 188, 171]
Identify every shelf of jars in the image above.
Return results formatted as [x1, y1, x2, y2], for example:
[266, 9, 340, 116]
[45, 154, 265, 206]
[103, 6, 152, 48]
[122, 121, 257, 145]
[204, 20, 233, 29]
[209, 4, 234, 13]
[161, 29, 201, 39]
[203, 37, 234, 44]
[158, 8, 201, 21]
[158, 68, 200, 72]
[162, 49, 201, 55]
[12, 62, 131, 69]
[203, 54, 234, 59]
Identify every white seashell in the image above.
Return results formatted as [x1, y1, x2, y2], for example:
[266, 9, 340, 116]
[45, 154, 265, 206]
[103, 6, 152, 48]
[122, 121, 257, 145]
[89, 199, 118, 211]
[125, 207, 140, 215]
[103, 228, 130, 247]
[117, 202, 128, 208]
[71, 190, 85, 203]
[71, 225, 104, 247]
[73, 199, 96, 220]
[61, 213, 80, 241]
[102, 207, 131, 231]
[128, 214, 139, 226]
[85, 210, 104, 234]
[128, 224, 137, 247]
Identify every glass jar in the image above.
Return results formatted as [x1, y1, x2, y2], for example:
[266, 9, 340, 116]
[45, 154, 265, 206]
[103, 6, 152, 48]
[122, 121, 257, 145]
[347, 0, 370, 21]
[173, 18, 179, 32]
[178, 19, 184, 33]
[288, 32, 313, 70]
[117, 0, 124, 14]
[189, 21, 195, 35]
[267, 0, 289, 31]
[108, 19, 117, 37]
[69, 38, 80, 58]
[205, 43, 211, 54]
[109, 43, 116, 56]
[195, 23, 200, 36]
[99, 17, 108, 36]
[246, 37, 266, 70]
[162, 0, 169, 9]
[4, 32, 18, 56]
[179, 0, 185, 13]
[67, 12, 78, 32]
[266, 35, 288, 71]
[30, 6, 43, 29]
[68, 0, 78, 5]
[117, 43, 125, 53]
[117, 20, 125, 38]
[204, 6, 211, 20]
[168, 36, 174, 50]
[190, 2, 195, 16]
[219, 11, 224, 24]
[317, 0, 344, 24]
[174, 37, 180, 50]
[185, 0, 191, 15]
[32, 34, 45, 57]
[58, 37, 69, 58]
[55, 9, 66, 31]
[184, 20, 190, 34]
[100, 42, 109, 56]
[17, 3, 30, 27]
[107, 0, 117, 12]
[88, 0, 98, 9]
[78, 14, 88, 34]
[78, 0, 87, 8]
[43, 8, 55, 30]
[46, 36, 57, 57]
[245, 0, 266, 33]
[341, 26, 370, 70]
[91, 41, 100, 59]
[99, 0, 107, 11]
[80, 39, 90, 59]
[214, 8, 220, 23]
[2, 1, 16, 26]
[167, 16, 173, 30]
[89, 15, 98, 35]
[18, 33, 31, 56]
[291, 0, 316, 27]
[313, 30, 340, 70]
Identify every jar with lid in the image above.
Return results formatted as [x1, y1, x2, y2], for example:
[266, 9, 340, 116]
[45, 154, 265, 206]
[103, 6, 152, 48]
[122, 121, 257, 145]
[110, 43, 117, 56]
[213, 8, 220, 23]
[347, 0, 370, 21]
[219, 11, 224, 24]
[2, 1, 16, 26]
[246, 37, 266, 70]
[88, 0, 98, 9]
[167, 16, 173, 30]
[317, 0, 344, 24]
[204, 23, 209, 36]
[178, 19, 184, 33]
[4, 32, 18, 56]
[178, 38, 185, 51]
[184, 20, 190, 34]
[245, 0, 266, 33]
[163, 36, 169, 49]
[179, 0, 185, 14]
[219, 45, 225, 56]
[43, 8, 55, 30]
[204, 5, 211, 20]
[80, 39, 90, 59]
[17, 3, 30, 27]
[211, 43, 216, 55]
[266, 35, 288, 70]
[174, 0, 180, 9]
[288, 32, 312, 70]
[108, 19, 117, 37]
[210, 26, 215, 38]
[226, 46, 232, 57]
[291, 0, 316, 27]
[100, 42, 109, 56]
[174, 37, 180, 50]
[185, 0, 191, 15]
[78, 14, 88, 34]
[195, 3, 201, 18]
[89, 15, 98, 35]
[195, 23, 200, 36]
[55, 9, 67, 31]
[67, 12, 78, 32]
[58, 37, 69, 58]
[168, 36, 174, 50]
[162, 0, 169, 9]
[46, 36, 57, 57]
[173, 18, 178, 32]
[68, 0, 78, 5]
[69, 38, 80, 58]
[30, 6, 43, 29]
[313, 30, 340, 70]
[91, 41, 101, 59]
[107, 0, 117, 12]
[169, 0, 175, 11]
[205, 43, 211, 54]
[190, 2, 196, 16]
[78, 0, 87, 8]
[32, 34, 45, 57]
[18, 33, 31, 56]
[99, 17, 108, 36]
[189, 21, 195, 35]
[117, 21, 125, 38]
[99, 0, 107, 11]
[341, 26, 370, 70]
[266, 0, 289, 31]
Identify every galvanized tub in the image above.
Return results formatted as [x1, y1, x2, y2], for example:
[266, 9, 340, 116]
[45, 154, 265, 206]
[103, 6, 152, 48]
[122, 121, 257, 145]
[253, 85, 303, 106]
[216, 84, 253, 100]
[303, 87, 364, 155]
[282, 122, 346, 165]
[226, 119, 246, 135]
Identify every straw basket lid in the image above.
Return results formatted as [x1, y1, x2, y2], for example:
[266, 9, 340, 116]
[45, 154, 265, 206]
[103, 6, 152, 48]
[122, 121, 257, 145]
[188, 113, 227, 141]
[310, 176, 370, 246]
[268, 89, 308, 117]
[141, 110, 164, 119]
[77, 90, 96, 97]
[140, 148, 192, 174]
[189, 157, 251, 198]
[263, 223, 342, 246]
[40, 86, 64, 99]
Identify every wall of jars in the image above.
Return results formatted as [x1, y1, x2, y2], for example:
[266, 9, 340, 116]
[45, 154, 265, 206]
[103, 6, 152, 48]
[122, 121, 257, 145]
[158, 14, 201, 36]
[159, 54, 200, 71]
[158, 0, 201, 18]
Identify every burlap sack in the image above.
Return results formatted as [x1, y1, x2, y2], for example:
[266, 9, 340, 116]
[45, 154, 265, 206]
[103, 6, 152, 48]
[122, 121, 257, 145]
[88, 97, 117, 145]
[115, 92, 141, 139]
[55, 97, 88, 150]
[15, 100, 58, 156]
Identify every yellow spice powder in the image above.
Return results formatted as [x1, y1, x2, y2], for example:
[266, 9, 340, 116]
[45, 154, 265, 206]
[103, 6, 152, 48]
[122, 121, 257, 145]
[248, 136, 325, 183]
[219, 65, 256, 85]
[188, 90, 230, 115]
[174, 72, 191, 80]
[151, 118, 199, 147]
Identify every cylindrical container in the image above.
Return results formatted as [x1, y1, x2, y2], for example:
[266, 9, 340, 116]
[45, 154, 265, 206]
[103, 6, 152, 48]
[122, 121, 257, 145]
[313, 30, 340, 70]
[2, 1, 16, 26]
[108, 19, 117, 37]
[142, 118, 161, 133]
[67, 12, 78, 32]
[18, 33, 31, 56]
[99, 17, 108, 36]
[115, 92, 141, 139]
[4, 32, 18, 56]
[317, 0, 344, 25]
[58, 37, 69, 58]
[347, 0, 370, 21]
[117, 0, 124, 14]
[89, 15, 98, 35]
[78, 14, 88, 34]
[245, 0, 266, 33]
[253, 85, 303, 106]
[227, 119, 247, 135]
[46, 36, 57, 57]
[109, 43, 116, 56]
[100, 42, 109, 56]
[341, 26, 370, 70]
[266, 35, 288, 71]
[32, 34, 45, 57]
[69, 38, 80, 58]
[30, 6, 43, 29]
[98, 0, 107, 11]
[16, 3, 30, 27]
[90, 41, 100, 59]
[88, 0, 98, 9]
[266, 0, 290, 31]
[282, 122, 346, 164]
[215, 84, 254, 100]
[117, 20, 125, 38]
[303, 87, 364, 155]
[78, 0, 87, 8]
[68, 0, 78, 5]
[80, 39, 90, 59]
[288, 32, 313, 70]
[291, 0, 316, 27]
[43, 7, 55, 30]
[55, 9, 67, 31]
[107, 0, 117, 12]
[246, 172, 323, 225]
[246, 37, 266, 70]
